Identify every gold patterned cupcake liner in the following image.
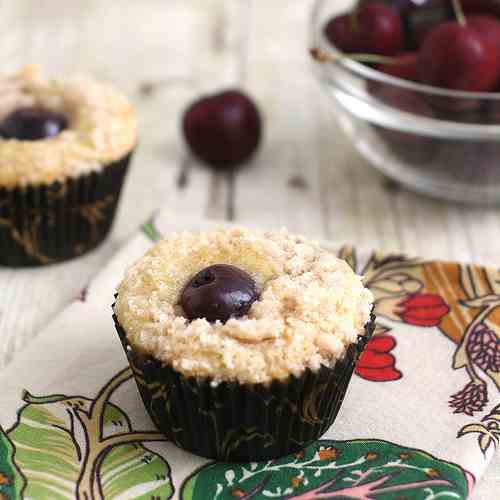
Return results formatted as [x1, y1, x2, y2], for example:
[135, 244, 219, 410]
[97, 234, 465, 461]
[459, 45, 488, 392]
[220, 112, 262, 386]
[113, 305, 376, 462]
[0, 152, 133, 267]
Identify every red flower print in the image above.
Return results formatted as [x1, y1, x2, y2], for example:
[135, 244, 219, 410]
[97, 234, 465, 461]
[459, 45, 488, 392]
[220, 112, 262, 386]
[398, 293, 449, 327]
[356, 334, 402, 382]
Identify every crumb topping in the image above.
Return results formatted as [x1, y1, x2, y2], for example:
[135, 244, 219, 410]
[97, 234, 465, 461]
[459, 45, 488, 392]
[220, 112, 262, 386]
[0, 66, 137, 187]
[115, 227, 373, 385]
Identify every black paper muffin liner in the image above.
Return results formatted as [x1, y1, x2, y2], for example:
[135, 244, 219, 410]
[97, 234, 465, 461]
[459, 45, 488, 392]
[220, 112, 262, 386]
[0, 152, 132, 267]
[113, 306, 376, 462]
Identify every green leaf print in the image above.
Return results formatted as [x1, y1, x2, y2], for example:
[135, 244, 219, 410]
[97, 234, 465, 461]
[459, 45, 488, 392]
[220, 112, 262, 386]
[0, 425, 25, 500]
[142, 216, 162, 242]
[182, 439, 470, 500]
[7, 368, 171, 500]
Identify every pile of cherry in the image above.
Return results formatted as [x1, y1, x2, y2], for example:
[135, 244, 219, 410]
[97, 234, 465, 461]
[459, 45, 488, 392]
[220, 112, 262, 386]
[317, 1, 500, 180]
[324, 0, 500, 93]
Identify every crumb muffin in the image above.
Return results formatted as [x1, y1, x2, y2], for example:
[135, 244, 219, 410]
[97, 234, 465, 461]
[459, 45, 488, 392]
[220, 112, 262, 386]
[0, 66, 137, 266]
[113, 227, 375, 461]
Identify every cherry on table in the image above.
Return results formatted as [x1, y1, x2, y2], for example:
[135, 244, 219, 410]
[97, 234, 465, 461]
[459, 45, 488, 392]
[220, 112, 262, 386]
[182, 89, 262, 170]
[180, 264, 259, 323]
[0, 108, 68, 141]
[418, 21, 500, 92]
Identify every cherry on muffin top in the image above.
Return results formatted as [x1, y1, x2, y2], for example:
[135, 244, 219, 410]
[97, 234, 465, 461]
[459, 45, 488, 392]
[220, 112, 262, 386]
[0, 107, 68, 141]
[180, 264, 259, 323]
[114, 227, 373, 385]
[0, 66, 137, 188]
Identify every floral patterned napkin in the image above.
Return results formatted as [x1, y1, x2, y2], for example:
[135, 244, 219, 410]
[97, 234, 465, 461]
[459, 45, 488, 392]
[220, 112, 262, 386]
[0, 213, 498, 500]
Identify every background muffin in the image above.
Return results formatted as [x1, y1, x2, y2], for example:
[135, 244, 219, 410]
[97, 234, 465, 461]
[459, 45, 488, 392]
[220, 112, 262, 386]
[0, 66, 137, 266]
[113, 227, 375, 461]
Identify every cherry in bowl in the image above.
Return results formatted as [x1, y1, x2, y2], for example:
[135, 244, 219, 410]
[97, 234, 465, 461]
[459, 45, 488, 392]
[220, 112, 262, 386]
[324, 3, 405, 56]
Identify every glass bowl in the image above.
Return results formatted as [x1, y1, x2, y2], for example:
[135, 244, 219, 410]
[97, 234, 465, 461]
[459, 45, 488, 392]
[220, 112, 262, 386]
[310, 0, 500, 204]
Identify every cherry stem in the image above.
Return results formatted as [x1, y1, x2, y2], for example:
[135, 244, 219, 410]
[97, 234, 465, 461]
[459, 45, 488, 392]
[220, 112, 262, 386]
[310, 47, 405, 66]
[452, 0, 466, 26]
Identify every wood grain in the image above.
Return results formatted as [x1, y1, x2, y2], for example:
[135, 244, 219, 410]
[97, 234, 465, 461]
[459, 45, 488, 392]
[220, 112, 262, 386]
[0, 0, 498, 496]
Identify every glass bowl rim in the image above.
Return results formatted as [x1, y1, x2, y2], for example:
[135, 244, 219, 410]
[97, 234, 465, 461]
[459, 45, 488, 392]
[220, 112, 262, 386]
[317, 50, 500, 102]
[309, 0, 500, 102]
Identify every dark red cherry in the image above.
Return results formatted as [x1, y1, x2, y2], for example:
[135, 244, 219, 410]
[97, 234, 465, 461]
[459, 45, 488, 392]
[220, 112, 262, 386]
[467, 16, 500, 112]
[467, 15, 500, 52]
[462, 0, 500, 17]
[182, 90, 262, 170]
[418, 22, 500, 92]
[358, 0, 451, 49]
[376, 52, 419, 81]
[0, 108, 68, 141]
[324, 14, 364, 53]
[325, 3, 405, 56]
[357, 3, 405, 56]
[180, 264, 259, 323]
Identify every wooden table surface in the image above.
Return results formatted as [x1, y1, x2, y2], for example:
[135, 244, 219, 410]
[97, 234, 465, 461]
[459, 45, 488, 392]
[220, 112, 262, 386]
[0, 0, 498, 496]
